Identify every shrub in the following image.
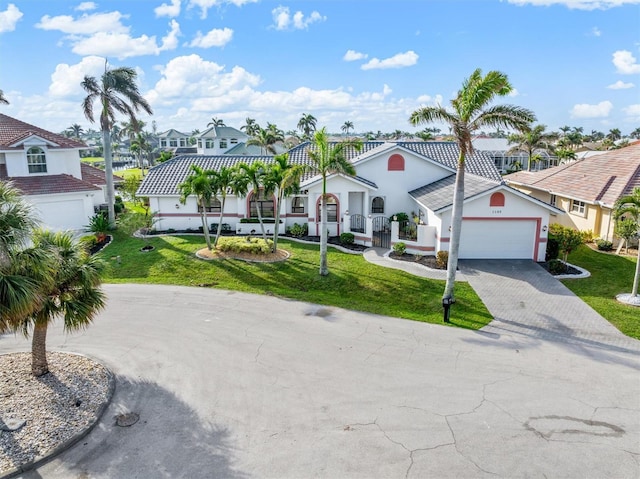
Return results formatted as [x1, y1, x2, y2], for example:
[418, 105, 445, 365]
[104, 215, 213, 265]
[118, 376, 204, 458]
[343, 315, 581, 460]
[390, 212, 409, 223]
[78, 235, 98, 252]
[393, 242, 406, 255]
[86, 213, 111, 241]
[545, 237, 560, 261]
[288, 223, 307, 238]
[547, 259, 567, 275]
[548, 224, 583, 263]
[340, 232, 354, 245]
[596, 239, 613, 251]
[217, 236, 273, 254]
[580, 229, 595, 243]
[436, 250, 448, 269]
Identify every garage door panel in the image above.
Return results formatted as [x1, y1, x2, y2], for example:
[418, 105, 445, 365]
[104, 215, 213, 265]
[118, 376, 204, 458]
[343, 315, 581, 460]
[35, 200, 87, 231]
[459, 220, 536, 259]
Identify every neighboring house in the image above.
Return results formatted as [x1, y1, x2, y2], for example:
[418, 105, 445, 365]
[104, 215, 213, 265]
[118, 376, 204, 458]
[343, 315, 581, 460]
[472, 137, 557, 174]
[157, 128, 197, 155]
[138, 141, 560, 260]
[504, 143, 640, 243]
[0, 113, 120, 231]
[196, 126, 248, 155]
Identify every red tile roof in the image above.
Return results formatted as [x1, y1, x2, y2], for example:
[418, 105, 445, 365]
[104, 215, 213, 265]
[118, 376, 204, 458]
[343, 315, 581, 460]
[5, 174, 100, 196]
[504, 143, 640, 207]
[81, 162, 123, 185]
[0, 113, 86, 149]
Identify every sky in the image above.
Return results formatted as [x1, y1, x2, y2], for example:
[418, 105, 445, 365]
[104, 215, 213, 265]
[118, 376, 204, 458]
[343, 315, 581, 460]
[0, 0, 639, 137]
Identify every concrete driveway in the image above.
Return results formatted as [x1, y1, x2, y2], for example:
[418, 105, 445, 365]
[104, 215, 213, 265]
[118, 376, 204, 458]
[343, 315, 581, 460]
[2, 283, 639, 479]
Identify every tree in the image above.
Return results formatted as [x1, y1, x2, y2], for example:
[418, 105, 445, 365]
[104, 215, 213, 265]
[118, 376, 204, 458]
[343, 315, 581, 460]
[241, 117, 260, 137]
[607, 128, 622, 142]
[341, 121, 354, 137]
[297, 113, 317, 140]
[307, 127, 361, 276]
[238, 161, 269, 240]
[178, 165, 217, 250]
[66, 123, 84, 139]
[265, 154, 306, 252]
[507, 124, 554, 171]
[156, 150, 174, 164]
[615, 219, 638, 254]
[210, 166, 238, 247]
[130, 132, 152, 174]
[409, 68, 535, 303]
[548, 224, 583, 269]
[247, 127, 281, 155]
[630, 127, 640, 140]
[614, 188, 640, 299]
[0, 89, 8, 105]
[207, 117, 225, 128]
[23, 230, 106, 376]
[81, 62, 153, 227]
[555, 148, 576, 165]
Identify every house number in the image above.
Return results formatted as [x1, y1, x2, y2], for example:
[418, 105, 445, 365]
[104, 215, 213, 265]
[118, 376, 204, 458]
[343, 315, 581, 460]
[491, 209, 502, 214]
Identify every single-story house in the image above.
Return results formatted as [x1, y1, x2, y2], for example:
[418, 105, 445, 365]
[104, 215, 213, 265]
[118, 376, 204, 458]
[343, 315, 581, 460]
[138, 140, 560, 261]
[0, 113, 120, 231]
[504, 143, 640, 243]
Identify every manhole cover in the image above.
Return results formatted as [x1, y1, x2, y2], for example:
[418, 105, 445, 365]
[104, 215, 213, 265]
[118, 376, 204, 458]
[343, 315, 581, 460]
[115, 413, 140, 427]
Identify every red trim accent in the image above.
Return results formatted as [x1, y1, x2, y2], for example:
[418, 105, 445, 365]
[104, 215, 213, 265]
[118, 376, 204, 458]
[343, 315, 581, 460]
[489, 192, 505, 207]
[388, 154, 405, 171]
[354, 235, 370, 242]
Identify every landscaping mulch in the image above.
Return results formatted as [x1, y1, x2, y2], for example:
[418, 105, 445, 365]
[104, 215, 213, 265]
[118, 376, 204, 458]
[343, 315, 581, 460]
[538, 261, 583, 276]
[290, 235, 369, 252]
[388, 252, 446, 269]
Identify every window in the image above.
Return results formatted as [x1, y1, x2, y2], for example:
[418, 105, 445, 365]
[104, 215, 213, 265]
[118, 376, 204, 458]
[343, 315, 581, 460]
[571, 200, 586, 215]
[197, 139, 203, 148]
[169, 139, 178, 147]
[230, 138, 238, 145]
[197, 198, 222, 213]
[388, 154, 405, 171]
[219, 139, 228, 149]
[317, 196, 337, 222]
[550, 194, 557, 207]
[27, 147, 47, 173]
[291, 196, 305, 213]
[179, 138, 187, 147]
[160, 139, 167, 147]
[489, 192, 505, 207]
[250, 190, 274, 218]
[371, 196, 385, 213]
[205, 139, 215, 148]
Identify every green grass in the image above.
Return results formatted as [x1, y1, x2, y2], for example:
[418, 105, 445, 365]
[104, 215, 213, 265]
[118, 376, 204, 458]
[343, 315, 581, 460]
[565, 245, 640, 339]
[98, 231, 493, 330]
[115, 168, 144, 180]
[81, 157, 104, 164]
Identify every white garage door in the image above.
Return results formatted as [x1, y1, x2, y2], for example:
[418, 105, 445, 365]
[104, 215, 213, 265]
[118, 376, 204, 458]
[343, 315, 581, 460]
[35, 200, 87, 231]
[458, 220, 537, 259]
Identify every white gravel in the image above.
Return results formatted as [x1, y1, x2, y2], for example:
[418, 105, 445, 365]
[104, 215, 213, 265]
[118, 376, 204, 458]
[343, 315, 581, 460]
[0, 351, 112, 476]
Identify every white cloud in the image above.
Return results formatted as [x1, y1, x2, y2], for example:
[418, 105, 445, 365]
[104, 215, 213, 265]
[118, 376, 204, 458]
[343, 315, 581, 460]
[570, 100, 613, 118]
[612, 50, 640, 74]
[622, 104, 640, 121]
[187, 0, 258, 19]
[271, 6, 326, 30]
[0, 4, 23, 33]
[36, 11, 129, 34]
[343, 50, 368, 62]
[607, 80, 635, 89]
[590, 26, 601, 36]
[75, 2, 97, 11]
[189, 27, 233, 48]
[506, 0, 640, 10]
[508, 88, 520, 97]
[361, 51, 418, 70]
[155, 0, 181, 17]
[48, 56, 107, 98]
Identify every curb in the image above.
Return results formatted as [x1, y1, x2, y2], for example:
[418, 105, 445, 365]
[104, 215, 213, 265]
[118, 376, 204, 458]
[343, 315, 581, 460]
[1, 353, 116, 479]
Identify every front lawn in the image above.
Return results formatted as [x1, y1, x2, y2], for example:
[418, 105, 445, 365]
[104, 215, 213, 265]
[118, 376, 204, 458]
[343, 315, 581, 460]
[97, 231, 492, 330]
[565, 245, 640, 339]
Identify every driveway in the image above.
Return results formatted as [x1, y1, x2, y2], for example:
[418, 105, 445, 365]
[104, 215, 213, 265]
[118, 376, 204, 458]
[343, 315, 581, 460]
[2, 283, 639, 479]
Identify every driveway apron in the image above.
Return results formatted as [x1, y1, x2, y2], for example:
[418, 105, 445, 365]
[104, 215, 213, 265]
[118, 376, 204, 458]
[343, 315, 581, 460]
[460, 259, 640, 354]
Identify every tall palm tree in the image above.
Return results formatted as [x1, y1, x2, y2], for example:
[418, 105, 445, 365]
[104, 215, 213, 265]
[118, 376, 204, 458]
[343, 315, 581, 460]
[297, 113, 317, 140]
[630, 127, 640, 140]
[207, 117, 225, 128]
[307, 127, 362, 276]
[66, 123, 85, 140]
[210, 165, 238, 248]
[130, 132, 152, 174]
[614, 188, 640, 300]
[178, 165, 217, 250]
[238, 161, 269, 240]
[24, 230, 106, 376]
[265, 154, 306, 252]
[241, 117, 260, 137]
[341, 121, 354, 137]
[81, 62, 153, 226]
[409, 68, 535, 303]
[555, 148, 576, 165]
[0, 89, 9, 105]
[607, 128, 622, 142]
[507, 124, 554, 171]
[247, 127, 280, 155]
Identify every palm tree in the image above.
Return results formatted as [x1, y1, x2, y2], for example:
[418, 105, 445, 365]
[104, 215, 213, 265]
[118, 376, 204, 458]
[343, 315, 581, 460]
[409, 68, 535, 303]
[607, 128, 622, 142]
[247, 127, 280, 155]
[81, 62, 153, 226]
[24, 230, 106, 376]
[66, 123, 84, 140]
[630, 127, 640, 140]
[614, 188, 640, 300]
[307, 127, 362, 276]
[341, 121, 354, 138]
[507, 124, 554, 171]
[555, 148, 576, 165]
[0, 89, 9, 105]
[238, 161, 269, 240]
[265, 154, 306, 252]
[178, 165, 217, 250]
[297, 113, 317, 140]
[241, 117, 260, 137]
[130, 132, 152, 174]
[207, 117, 225, 128]
[210, 165, 237, 248]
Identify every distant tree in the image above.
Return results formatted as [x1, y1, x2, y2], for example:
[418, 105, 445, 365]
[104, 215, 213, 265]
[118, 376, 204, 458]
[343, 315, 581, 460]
[607, 128, 622, 142]
[207, 117, 225, 128]
[410, 68, 535, 303]
[178, 165, 216, 250]
[66, 123, 84, 139]
[81, 62, 153, 226]
[241, 117, 260, 137]
[297, 113, 317, 140]
[247, 127, 282, 155]
[555, 148, 576, 165]
[341, 121, 354, 137]
[630, 127, 640, 140]
[588, 130, 605, 142]
[507, 124, 554, 171]
[189, 129, 200, 145]
[614, 188, 640, 299]
[156, 150, 174, 164]
[0, 89, 8, 105]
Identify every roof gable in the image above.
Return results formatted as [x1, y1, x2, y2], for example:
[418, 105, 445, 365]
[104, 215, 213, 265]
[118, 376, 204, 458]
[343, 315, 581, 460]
[0, 114, 86, 150]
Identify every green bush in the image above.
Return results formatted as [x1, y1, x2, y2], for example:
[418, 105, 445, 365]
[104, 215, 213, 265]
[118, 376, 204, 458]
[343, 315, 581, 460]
[340, 232, 354, 245]
[217, 236, 273, 254]
[86, 213, 111, 239]
[436, 250, 448, 269]
[596, 239, 613, 251]
[545, 237, 559, 261]
[549, 224, 584, 263]
[393, 242, 406, 255]
[78, 235, 98, 252]
[547, 259, 567, 275]
[391, 212, 409, 223]
[580, 229, 595, 243]
[287, 223, 308, 238]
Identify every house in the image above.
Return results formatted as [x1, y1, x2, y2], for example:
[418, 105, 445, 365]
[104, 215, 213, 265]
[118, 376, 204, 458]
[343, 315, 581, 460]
[157, 128, 197, 155]
[195, 126, 248, 155]
[504, 143, 640, 242]
[472, 137, 557, 174]
[0, 113, 119, 231]
[138, 140, 560, 260]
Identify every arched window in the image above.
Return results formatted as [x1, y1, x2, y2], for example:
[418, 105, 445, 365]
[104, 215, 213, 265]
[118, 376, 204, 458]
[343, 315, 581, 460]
[27, 147, 47, 173]
[249, 190, 275, 218]
[388, 154, 405, 171]
[490, 192, 505, 207]
[317, 195, 337, 222]
[371, 196, 384, 214]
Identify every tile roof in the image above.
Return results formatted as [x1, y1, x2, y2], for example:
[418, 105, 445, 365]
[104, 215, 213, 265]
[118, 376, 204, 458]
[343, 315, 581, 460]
[0, 113, 86, 149]
[5, 174, 101, 196]
[409, 174, 501, 212]
[504, 143, 640, 207]
[197, 126, 247, 139]
[157, 128, 189, 138]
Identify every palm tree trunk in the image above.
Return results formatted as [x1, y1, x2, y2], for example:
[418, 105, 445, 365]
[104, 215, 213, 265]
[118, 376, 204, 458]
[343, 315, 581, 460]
[319, 193, 328, 276]
[200, 198, 212, 250]
[632, 246, 640, 297]
[255, 196, 267, 241]
[214, 196, 226, 248]
[273, 191, 282, 252]
[31, 320, 49, 377]
[443, 159, 465, 300]
[102, 129, 116, 227]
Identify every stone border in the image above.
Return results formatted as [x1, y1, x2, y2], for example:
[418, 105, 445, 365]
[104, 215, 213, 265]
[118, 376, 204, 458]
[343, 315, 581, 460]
[616, 293, 640, 307]
[195, 248, 291, 263]
[2, 352, 116, 479]
[553, 261, 591, 280]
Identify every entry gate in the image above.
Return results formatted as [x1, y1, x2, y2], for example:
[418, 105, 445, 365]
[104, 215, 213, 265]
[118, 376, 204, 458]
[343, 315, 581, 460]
[372, 216, 391, 248]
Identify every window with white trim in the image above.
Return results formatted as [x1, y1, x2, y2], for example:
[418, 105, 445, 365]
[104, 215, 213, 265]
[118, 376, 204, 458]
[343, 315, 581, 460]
[220, 139, 228, 148]
[205, 139, 215, 148]
[27, 147, 47, 173]
[571, 200, 585, 215]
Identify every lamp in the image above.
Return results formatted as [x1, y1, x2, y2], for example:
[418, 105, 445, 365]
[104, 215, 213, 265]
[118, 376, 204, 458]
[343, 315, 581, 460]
[345, 209, 349, 215]
[175, 204, 180, 209]
[448, 225, 452, 232]
[542, 225, 548, 232]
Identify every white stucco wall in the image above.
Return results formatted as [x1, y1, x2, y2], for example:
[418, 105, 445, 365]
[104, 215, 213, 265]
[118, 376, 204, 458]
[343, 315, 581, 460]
[28, 192, 95, 232]
[5, 148, 82, 178]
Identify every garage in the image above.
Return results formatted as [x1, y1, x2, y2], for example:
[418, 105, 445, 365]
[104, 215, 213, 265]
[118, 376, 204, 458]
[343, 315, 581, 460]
[34, 199, 89, 231]
[458, 219, 538, 259]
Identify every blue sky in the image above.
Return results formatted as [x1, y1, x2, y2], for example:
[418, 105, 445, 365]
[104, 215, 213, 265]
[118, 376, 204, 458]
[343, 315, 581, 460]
[0, 0, 639, 137]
